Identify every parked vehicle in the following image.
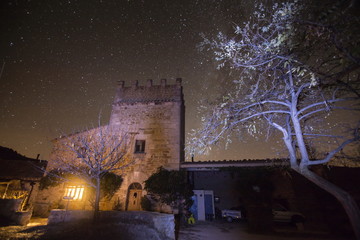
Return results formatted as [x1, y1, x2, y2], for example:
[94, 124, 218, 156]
[272, 204, 305, 224]
[221, 207, 244, 222]
[221, 204, 305, 224]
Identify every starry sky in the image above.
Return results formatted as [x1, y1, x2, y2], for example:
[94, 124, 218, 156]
[0, 0, 283, 161]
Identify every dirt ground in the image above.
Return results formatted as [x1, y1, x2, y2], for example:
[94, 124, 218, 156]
[0, 218, 355, 240]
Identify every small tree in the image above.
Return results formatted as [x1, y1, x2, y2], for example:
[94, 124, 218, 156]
[190, 1, 360, 238]
[47, 124, 133, 222]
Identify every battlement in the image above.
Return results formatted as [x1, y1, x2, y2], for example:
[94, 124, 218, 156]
[113, 78, 183, 105]
[117, 78, 182, 88]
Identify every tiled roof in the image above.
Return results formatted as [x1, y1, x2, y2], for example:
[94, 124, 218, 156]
[181, 158, 289, 170]
[0, 159, 47, 181]
[0, 146, 47, 181]
[0, 146, 30, 160]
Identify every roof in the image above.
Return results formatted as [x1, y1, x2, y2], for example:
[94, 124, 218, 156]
[113, 79, 183, 104]
[0, 146, 48, 181]
[0, 159, 47, 181]
[181, 159, 289, 171]
[0, 146, 31, 160]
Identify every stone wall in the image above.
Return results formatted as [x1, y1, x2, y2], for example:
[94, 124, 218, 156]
[111, 102, 182, 170]
[48, 210, 175, 240]
[0, 199, 32, 226]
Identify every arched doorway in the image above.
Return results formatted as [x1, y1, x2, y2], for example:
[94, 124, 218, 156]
[126, 182, 142, 211]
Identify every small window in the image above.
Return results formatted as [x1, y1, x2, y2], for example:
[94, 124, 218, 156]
[64, 185, 85, 200]
[135, 140, 146, 153]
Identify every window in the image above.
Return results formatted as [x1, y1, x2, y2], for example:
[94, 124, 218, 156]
[64, 185, 85, 200]
[134, 140, 145, 153]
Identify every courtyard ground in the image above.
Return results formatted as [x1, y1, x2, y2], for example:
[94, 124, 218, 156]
[0, 218, 355, 240]
[177, 220, 353, 240]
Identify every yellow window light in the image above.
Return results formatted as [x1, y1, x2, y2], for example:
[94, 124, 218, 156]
[64, 185, 84, 200]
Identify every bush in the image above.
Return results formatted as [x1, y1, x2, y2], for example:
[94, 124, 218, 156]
[144, 167, 193, 207]
[140, 196, 152, 211]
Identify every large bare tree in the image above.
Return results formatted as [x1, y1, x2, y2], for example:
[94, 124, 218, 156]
[190, 1, 360, 238]
[48, 124, 133, 221]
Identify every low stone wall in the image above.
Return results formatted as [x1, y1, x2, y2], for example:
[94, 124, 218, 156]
[0, 199, 22, 215]
[0, 199, 32, 226]
[48, 209, 92, 224]
[48, 210, 175, 240]
[12, 211, 32, 226]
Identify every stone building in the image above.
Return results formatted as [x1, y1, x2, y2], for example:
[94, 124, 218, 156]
[109, 78, 185, 211]
[34, 78, 185, 216]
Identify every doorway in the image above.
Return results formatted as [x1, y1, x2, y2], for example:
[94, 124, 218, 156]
[126, 182, 142, 211]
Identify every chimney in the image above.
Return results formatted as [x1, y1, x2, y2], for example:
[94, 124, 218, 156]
[117, 81, 125, 88]
[161, 78, 167, 87]
[132, 80, 138, 88]
[176, 78, 182, 86]
[147, 79, 153, 87]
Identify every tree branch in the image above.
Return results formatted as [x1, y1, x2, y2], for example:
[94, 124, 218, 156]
[307, 135, 360, 166]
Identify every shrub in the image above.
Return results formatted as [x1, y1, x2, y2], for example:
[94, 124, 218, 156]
[140, 195, 152, 211]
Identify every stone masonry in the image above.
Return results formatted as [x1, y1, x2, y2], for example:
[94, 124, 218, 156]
[110, 78, 185, 211]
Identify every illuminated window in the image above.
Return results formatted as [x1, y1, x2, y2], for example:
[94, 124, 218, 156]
[64, 185, 85, 200]
[134, 140, 145, 153]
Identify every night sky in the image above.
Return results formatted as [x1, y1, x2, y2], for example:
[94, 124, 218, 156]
[0, 0, 282, 161]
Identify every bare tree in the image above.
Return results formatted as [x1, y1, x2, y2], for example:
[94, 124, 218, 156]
[190, 1, 360, 238]
[48, 124, 134, 222]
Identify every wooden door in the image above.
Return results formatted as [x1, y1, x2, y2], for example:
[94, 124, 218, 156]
[127, 189, 142, 211]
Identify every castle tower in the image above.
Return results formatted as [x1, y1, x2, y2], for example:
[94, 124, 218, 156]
[110, 78, 185, 211]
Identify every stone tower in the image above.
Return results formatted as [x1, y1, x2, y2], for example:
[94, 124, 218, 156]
[109, 78, 185, 211]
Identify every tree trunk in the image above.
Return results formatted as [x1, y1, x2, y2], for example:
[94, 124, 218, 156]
[93, 177, 101, 223]
[293, 166, 360, 240]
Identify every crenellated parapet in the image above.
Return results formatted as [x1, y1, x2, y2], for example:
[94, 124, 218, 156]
[112, 78, 183, 105]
